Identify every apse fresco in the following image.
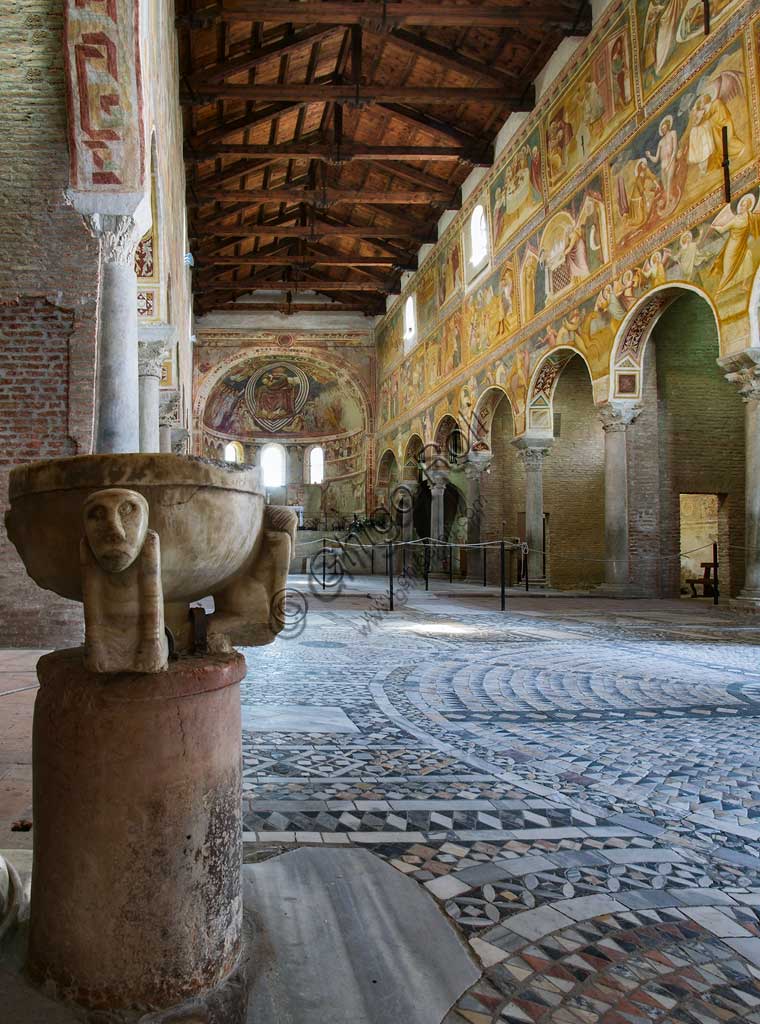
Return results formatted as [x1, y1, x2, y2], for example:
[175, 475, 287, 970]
[203, 357, 363, 438]
[611, 38, 752, 250]
[635, 0, 741, 95]
[544, 12, 636, 193]
[520, 176, 608, 320]
[437, 232, 463, 309]
[464, 263, 519, 360]
[489, 126, 544, 256]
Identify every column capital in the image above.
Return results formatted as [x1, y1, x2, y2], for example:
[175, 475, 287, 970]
[463, 449, 492, 479]
[512, 435, 552, 469]
[84, 212, 142, 265]
[159, 392, 180, 428]
[718, 348, 760, 402]
[138, 339, 169, 378]
[597, 400, 642, 433]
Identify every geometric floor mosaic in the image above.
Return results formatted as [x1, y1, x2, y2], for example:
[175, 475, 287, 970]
[241, 578, 760, 1023]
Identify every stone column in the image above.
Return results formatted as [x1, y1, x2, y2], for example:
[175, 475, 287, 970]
[137, 325, 174, 454]
[159, 392, 180, 453]
[719, 348, 760, 607]
[463, 453, 491, 581]
[87, 214, 142, 454]
[514, 440, 551, 582]
[598, 401, 641, 590]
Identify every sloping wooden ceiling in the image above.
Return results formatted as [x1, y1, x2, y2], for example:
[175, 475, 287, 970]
[177, 1, 591, 317]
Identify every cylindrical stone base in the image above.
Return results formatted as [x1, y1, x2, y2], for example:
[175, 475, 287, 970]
[27, 648, 246, 1012]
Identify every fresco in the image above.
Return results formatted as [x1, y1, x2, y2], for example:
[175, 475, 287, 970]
[636, 0, 741, 95]
[437, 232, 464, 309]
[416, 261, 438, 337]
[611, 37, 751, 250]
[489, 126, 544, 256]
[464, 263, 519, 360]
[544, 13, 636, 192]
[520, 177, 608, 320]
[203, 357, 364, 438]
[426, 308, 463, 388]
[376, 306, 402, 369]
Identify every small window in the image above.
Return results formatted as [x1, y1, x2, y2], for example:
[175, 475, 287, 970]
[224, 441, 244, 464]
[469, 205, 488, 269]
[261, 443, 286, 488]
[403, 294, 416, 351]
[309, 446, 324, 485]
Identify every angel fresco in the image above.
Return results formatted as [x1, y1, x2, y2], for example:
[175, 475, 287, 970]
[203, 368, 250, 433]
[611, 41, 748, 249]
[637, 0, 738, 92]
[707, 194, 760, 294]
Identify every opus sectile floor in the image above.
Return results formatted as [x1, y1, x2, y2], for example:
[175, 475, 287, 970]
[240, 579, 760, 1024]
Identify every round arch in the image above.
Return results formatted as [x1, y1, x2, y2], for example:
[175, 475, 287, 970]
[433, 414, 466, 466]
[608, 284, 720, 404]
[377, 448, 399, 488]
[526, 346, 592, 437]
[750, 262, 760, 349]
[471, 385, 512, 452]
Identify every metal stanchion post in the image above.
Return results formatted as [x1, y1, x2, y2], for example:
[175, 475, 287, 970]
[424, 542, 430, 591]
[388, 541, 394, 611]
[483, 545, 487, 587]
[371, 546, 374, 575]
[713, 541, 719, 605]
[403, 544, 407, 576]
[449, 544, 453, 583]
[500, 540, 506, 611]
[322, 537, 326, 591]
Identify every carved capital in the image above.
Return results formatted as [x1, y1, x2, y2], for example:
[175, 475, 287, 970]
[159, 392, 180, 427]
[85, 213, 141, 265]
[426, 467, 449, 492]
[138, 339, 168, 378]
[171, 428, 190, 455]
[597, 401, 642, 433]
[464, 449, 492, 479]
[517, 446, 550, 470]
[718, 348, 760, 402]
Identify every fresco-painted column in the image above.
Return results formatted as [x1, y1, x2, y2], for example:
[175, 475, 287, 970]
[598, 401, 641, 590]
[514, 440, 551, 583]
[87, 214, 142, 454]
[720, 349, 760, 607]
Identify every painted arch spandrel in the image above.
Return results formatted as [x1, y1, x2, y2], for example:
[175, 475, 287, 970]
[611, 36, 753, 253]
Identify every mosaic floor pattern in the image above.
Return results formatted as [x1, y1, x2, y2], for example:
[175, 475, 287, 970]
[241, 580, 760, 1023]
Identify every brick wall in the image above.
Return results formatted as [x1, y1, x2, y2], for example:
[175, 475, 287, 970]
[543, 356, 605, 589]
[0, 0, 100, 646]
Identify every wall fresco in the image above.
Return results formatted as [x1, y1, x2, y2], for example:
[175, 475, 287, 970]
[489, 126, 544, 257]
[416, 260, 438, 337]
[545, 12, 636, 193]
[374, 0, 760, 462]
[611, 37, 752, 251]
[520, 176, 608, 320]
[635, 0, 741, 96]
[437, 232, 464, 309]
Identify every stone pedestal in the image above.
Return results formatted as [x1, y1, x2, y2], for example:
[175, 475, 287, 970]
[27, 648, 246, 1012]
[598, 401, 641, 593]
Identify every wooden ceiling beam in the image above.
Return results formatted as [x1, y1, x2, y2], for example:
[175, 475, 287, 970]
[188, 102, 306, 147]
[362, 158, 460, 200]
[197, 280, 391, 292]
[380, 28, 523, 86]
[188, 141, 486, 162]
[185, 83, 527, 105]
[198, 223, 432, 240]
[374, 103, 492, 153]
[206, 300, 384, 314]
[197, 254, 409, 268]
[191, 186, 453, 205]
[201, 2, 586, 31]
[189, 26, 341, 87]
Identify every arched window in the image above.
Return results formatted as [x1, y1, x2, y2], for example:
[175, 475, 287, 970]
[224, 441, 244, 464]
[309, 446, 324, 485]
[261, 443, 286, 488]
[469, 204, 488, 269]
[404, 294, 416, 349]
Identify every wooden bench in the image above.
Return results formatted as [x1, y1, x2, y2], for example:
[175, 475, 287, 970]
[687, 561, 717, 598]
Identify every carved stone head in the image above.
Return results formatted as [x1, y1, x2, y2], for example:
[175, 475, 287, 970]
[83, 488, 149, 573]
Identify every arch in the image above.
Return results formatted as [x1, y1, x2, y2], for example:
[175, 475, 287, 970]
[403, 433, 424, 482]
[608, 284, 720, 403]
[433, 414, 463, 465]
[224, 440, 244, 464]
[747, 261, 760, 349]
[377, 448, 399, 487]
[526, 347, 592, 437]
[471, 385, 512, 451]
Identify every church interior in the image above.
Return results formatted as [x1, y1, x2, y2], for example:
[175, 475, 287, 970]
[3, 0, 760, 1021]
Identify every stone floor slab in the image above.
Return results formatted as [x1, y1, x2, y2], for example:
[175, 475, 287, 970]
[243, 847, 480, 1024]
